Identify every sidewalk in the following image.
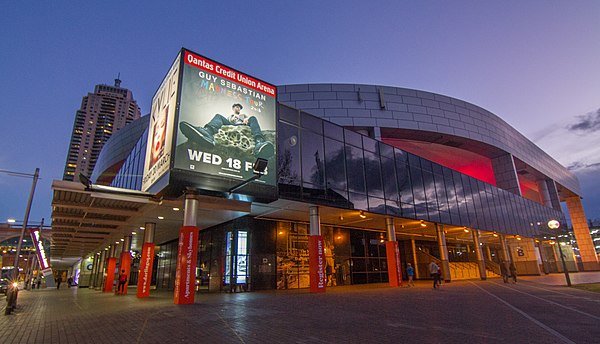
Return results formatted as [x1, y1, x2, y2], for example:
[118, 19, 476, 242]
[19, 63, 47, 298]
[1, 274, 599, 343]
[518, 271, 600, 286]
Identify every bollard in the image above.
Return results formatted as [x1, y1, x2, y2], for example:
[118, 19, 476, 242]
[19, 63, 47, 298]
[4, 283, 18, 315]
[5, 289, 15, 315]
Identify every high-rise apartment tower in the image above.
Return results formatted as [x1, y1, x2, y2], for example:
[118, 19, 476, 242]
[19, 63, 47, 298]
[63, 78, 141, 181]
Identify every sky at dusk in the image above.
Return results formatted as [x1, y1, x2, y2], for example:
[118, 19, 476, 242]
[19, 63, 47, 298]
[1, 1, 599, 225]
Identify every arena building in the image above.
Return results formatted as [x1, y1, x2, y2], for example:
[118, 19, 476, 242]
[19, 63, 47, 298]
[50, 49, 599, 301]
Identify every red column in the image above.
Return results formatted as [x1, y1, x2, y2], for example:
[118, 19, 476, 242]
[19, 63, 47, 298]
[103, 257, 117, 293]
[119, 252, 132, 295]
[309, 235, 326, 293]
[137, 243, 155, 298]
[386, 241, 403, 287]
[174, 226, 199, 304]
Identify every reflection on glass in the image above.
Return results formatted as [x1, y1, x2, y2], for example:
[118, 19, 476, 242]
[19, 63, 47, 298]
[277, 123, 300, 185]
[346, 145, 366, 194]
[300, 111, 323, 134]
[364, 151, 383, 198]
[300, 129, 325, 189]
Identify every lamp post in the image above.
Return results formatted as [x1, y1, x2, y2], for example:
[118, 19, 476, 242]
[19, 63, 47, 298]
[0, 168, 40, 281]
[548, 220, 572, 287]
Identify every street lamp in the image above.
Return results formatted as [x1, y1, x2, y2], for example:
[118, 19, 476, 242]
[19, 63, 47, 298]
[0, 168, 40, 281]
[548, 220, 572, 287]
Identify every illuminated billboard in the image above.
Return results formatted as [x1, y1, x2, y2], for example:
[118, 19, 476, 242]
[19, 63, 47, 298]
[142, 53, 181, 192]
[173, 49, 277, 192]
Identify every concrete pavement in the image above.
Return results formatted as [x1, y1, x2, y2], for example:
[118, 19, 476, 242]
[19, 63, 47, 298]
[1, 274, 600, 343]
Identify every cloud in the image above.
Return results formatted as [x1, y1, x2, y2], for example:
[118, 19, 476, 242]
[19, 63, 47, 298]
[567, 108, 600, 133]
[567, 161, 600, 172]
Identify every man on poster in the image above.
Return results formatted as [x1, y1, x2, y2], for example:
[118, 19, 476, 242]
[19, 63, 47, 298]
[180, 103, 274, 159]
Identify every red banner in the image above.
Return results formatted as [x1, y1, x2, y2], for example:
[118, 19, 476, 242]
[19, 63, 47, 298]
[174, 226, 199, 305]
[119, 252, 132, 295]
[309, 235, 326, 293]
[103, 257, 117, 292]
[183, 51, 276, 97]
[386, 241, 402, 287]
[137, 243, 155, 298]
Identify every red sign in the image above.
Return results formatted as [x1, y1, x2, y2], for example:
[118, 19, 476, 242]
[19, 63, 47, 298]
[137, 243, 155, 298]
[183, 51, 276, 97]
[174, 226, 199, 304]
[309, 235, 326, 293]
[386, 241, 403, 287]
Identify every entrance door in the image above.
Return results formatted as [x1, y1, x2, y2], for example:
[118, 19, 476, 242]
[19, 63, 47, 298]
[224, 230, 250, 291]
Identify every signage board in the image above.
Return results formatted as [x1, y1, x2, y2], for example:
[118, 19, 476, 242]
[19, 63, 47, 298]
[30, 229, 50, 270]
[142, 48, 277, 200]
[142, 53, 181, 192]
[173, 49, 277, 193]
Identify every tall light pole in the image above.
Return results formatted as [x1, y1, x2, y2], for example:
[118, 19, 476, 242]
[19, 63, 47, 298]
[548, 220, 572, 287]
[0, 168, 40, 281]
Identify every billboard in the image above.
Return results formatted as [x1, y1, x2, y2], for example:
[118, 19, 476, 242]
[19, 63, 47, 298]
[142, 53, 181, 192]
[173, 49, 277, 192]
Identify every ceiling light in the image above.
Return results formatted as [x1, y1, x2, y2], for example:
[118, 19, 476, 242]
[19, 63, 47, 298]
[7, 218, 16, 223]
[115, 241, 120, 244]
[420, 220, 427, 227]
[158, 216, 164, 220]
[139, 226, 145, 230]
[492, 232, 498, 237]
[132, 232, 137, 235]
[120, 238, 124, 241]
[463, 227, 470, 233]
[173, 207, 180, 211]
[359, 211, 366, 219]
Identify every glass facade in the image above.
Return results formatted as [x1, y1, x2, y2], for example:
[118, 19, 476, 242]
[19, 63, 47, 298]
[277, 104, 565, 237]
[109, 129, 147, 190]
[107, 102, 570, 291]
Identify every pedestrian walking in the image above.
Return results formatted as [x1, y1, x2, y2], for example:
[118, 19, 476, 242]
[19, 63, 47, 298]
[429, 261, 440, 289]
[56, 275, 62, 290]
[406, 263, 415, 287]
[509, 262, 517, 283]
[117, 270, 128, 294]
[500, 260, 509, 283]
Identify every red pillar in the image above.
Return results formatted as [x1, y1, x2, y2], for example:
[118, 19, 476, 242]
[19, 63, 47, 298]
[119, 252, 132, 295]
[137, 243, 155, 298]
[174, 226, 199, 304]
[386, 241, 402, 287]
[103, 257, 117, 293]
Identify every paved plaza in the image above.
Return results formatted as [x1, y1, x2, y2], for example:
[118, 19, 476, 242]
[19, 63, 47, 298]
[1, 273, 600, 343]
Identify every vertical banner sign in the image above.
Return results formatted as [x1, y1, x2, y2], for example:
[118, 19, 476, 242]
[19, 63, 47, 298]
[103, 257, 117, 292]
[30, 229, 50, 270]
[386, 241, 403, 287]
[174, 226, 199, 304]
[119, 252, 132, 295]
[309, 235, 326, 293]
[137, 243, 155, 298]
[31, 229, 56, 287]
[142, 53, 181, 192]
[174, 49, 277, 190]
